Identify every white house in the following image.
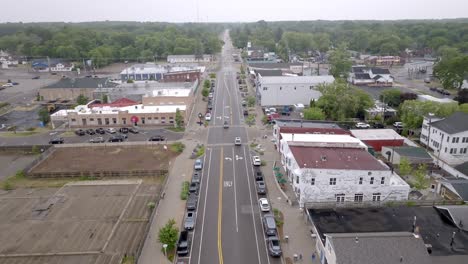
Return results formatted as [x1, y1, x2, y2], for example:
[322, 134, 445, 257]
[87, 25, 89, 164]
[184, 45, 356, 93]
[279, 134, 409, 207]
[348, 66, 393, 86]
[420, 112, 468, 165]
[256, 75, 334, 106]
[167, 55, 212, 63]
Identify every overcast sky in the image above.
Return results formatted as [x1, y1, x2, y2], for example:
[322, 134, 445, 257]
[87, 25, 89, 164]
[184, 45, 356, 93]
[1, 0, 467, 23]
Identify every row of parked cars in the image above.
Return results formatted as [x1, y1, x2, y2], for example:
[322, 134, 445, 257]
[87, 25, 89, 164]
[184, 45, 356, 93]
[177, 159, 204, 256]
[430, 87, 451, 96]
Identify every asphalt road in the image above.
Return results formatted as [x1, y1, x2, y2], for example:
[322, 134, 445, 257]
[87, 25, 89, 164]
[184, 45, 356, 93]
[187, 31, 282, 264]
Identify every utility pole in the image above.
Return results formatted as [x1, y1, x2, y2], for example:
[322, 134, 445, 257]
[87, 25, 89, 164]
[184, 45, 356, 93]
[47, 56, 51, 73]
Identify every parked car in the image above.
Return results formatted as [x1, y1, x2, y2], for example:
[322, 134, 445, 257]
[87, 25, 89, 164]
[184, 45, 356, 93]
[176, 231, 190, 256]
[254, 169, 264, 181]
[441, 89, 451, 96]
[429, 87, 438, 92]
[75, 129, 85, 136]
[208, 92, 214, 99]
[259, 198, 270, 212]
[186, 194, 198, 211]
[184, 211, 196, 230]
[148, 135, 165, 141]
[267, 237, 282, 257]
[118, 133, 128, 139]
[241, 100, 247, 107]
[252, 156, 261, 166]
[192, 172, 201, 183]
[89, 137, 105, 143]
[194, 159, 203, 170]
[119, 127, 129, 133]
[108, 135, 124, 142]
[95, 128, 106, 134]
[105, 128, 117, 134]
[205, 113, 212, 121]
[235, 137, 241, 146]
[243, 109, 249, 116]
[372, 123, 385, 129]
[189, 182, 199, 194]
[32, 76, 40, 79]
[355, 122, 370, 129]
[86, 128, 96, 135]
[256, 181, 267, 194]
[129, 127, 139, 134]
[49, 137, 64, 144]
[393, 122, 404, 128]
[262, 214, 277, 236]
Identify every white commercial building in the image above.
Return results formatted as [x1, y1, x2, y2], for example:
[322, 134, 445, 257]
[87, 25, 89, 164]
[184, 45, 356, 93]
[279, 134, 409, 207]
[420, 112, 468, 165]
[256, 75, 334, 106]
[167, 55, 212, 63]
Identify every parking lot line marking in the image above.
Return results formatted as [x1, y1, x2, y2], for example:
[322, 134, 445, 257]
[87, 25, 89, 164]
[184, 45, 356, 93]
[218, 147, 224, 264]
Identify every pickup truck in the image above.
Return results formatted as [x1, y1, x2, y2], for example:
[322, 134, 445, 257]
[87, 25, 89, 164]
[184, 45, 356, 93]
[177, 230, 190, 256]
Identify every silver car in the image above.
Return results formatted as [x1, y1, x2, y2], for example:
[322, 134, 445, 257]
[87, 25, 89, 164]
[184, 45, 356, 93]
[184, 211, 196, 230]
[194, 159, 203, 170]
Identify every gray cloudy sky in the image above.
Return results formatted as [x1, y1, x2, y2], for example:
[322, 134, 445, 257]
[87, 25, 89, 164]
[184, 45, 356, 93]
[2, 0, 467, 22]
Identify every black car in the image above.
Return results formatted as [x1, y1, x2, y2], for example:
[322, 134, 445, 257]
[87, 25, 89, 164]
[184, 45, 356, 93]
[86, 128, 96, 135]
[129, 127, 139, 134]
[119, 127, 129, 133]
[255, 170, 264, 181]
[243, 110, 249, 116]
[32, 76, 40, 79]
[177, 231, 190, 256]
[267, 237, 282, 257]
[49, 137, 64, 144]
[75, 129, 85, 136]
[95, 128, 106, 134]
[108, 135, 124, 142]
[372, 123, 385, 129]
[189, 182, 199, 194]
[149, 135, 165, 141]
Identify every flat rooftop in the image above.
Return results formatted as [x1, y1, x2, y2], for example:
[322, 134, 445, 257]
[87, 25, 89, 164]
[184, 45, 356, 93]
[274, 120, 346, 129]
[279, 127, 350, 135]
[289, 146, 388, 170]
[52, 104, 186, 116]
[308, 206, 468, 256]
[259, 75, 335, 85]
[350, 129, 404, 141]
[147, 88, 191, 97]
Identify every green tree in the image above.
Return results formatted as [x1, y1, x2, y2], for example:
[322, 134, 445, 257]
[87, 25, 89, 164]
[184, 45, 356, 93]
[102, 94, 108, 104]
[158, 219, 179, 252]
[399, 157, 412, 176]
[175, 108, 183, 128]
[412, 164, 429, 190]
[399, 100, 459, 129]
[247, 96, 256, 107]
[328, 43, 352, 79]
[433, 55, 468, 90]
[303, 107, 325, 120]
[38, 107, 50, 124]
[76, 94, 89, 105]
[380, 89, 401, 107]
[201, 88, 209, 97]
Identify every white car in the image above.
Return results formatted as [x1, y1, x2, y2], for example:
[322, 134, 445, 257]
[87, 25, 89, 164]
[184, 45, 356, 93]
[393, 122, 404, 128]
[205, 113, 212, 121]
[235, 137, 241, 146]
[259, 198, 270, 212]
[208, 92, 214, 99]
[252, 156, 261, 166]
[106, 127, 117, 134]
[1, 83, 13, 88]
[355, 122, 370, 129]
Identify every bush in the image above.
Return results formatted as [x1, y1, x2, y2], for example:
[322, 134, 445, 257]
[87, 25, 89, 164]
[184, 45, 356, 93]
[180, 181, 190, 200]
[209, 73, 216, 79]
[127, 79, 134, 83]
[203, 79, 210, 89]
[202, 88, 209, 97]
[2, 181, 13, 191]
[196, 145, 205, 157]
[260, 160, 267, 166]
[170, 142, 185, 153]
[247, 96, 256, 107]
[158, 219, 179, 252]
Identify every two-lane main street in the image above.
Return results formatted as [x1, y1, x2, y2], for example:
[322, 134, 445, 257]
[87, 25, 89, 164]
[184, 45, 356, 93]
[189, 31, 282, 264]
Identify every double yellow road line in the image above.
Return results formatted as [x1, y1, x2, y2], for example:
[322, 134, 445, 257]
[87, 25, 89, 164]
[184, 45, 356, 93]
[217, 148, 224, 264]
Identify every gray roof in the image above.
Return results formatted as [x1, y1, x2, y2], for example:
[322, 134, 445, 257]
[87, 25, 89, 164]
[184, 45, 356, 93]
[248, 62, 302, 69]
[454, 161, 468, 176]
[42, 78, 116, 89]
[447, 180, 468, 202]
[274, 119, 344, 129]
[308, 206, 468, 256]
[430, 112, 468, 134]
[354, 73, 371, 79]
[392, 146, 432, 160]
[435, 205, 468, 231]
[259, 75, 334, 85]
[371, 67, 391, 74]
[255, 69, 283, 77]
[327, 232, 431, 264]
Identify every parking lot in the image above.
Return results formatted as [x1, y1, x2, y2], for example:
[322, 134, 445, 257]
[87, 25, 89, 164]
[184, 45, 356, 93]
[0, 180, 159, 264]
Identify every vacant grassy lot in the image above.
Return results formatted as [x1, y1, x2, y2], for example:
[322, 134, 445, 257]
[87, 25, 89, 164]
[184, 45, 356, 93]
[31, 145, 178, 173]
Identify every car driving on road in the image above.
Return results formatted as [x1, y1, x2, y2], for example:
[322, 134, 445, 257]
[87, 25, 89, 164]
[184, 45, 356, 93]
[49, 137, 64, 144]
[235, 137, 241, 146]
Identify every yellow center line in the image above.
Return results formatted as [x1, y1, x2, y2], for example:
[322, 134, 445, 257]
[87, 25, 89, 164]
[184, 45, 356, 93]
[218, 148, 224, 264]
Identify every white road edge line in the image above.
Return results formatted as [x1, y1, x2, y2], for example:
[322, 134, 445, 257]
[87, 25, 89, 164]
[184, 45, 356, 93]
[195, 148, 212, 264]
[232, 147, 239, 232]
[242, 145, 263, 264]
